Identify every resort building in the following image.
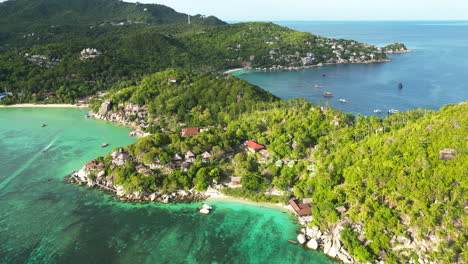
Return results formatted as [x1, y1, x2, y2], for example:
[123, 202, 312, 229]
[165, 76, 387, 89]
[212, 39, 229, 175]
[181, 127, 200, 137]
[289, 199, 312, 216]
[245, 140, 265, 153]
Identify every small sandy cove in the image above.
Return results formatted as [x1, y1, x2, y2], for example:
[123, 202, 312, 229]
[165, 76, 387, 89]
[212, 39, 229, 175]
[0, 104, 89, 108]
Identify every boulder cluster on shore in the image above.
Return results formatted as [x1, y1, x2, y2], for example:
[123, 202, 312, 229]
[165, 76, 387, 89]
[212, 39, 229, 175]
[69, 168, 207, 203]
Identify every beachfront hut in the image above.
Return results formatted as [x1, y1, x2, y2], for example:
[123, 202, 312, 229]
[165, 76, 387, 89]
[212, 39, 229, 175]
[229, 176, 242, 186]
[287, 161, 295, 168]
[289, 199, 312, 216]
[168, 78, 177, 83]
[309, 172, 317, 178]
[307, 164, 317, 171]
[275, 160, 283, 167]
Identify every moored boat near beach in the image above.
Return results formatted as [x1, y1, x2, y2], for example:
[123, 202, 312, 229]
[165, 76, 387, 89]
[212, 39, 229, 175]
[322, 92, 333, 97]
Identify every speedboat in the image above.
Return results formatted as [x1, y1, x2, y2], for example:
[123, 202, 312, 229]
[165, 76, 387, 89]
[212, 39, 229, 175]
[322, 92, 333, 97]
[314, 84, 323, 88]
[101, 143, 109, 148]
[388, 109, 399, 114]
[373, 109, 382, 113]
[339, 99, 347, 103]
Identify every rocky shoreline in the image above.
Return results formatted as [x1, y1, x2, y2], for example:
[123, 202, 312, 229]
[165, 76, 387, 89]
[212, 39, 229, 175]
[69, 167, 208, 203]
[68, 161, 357, 263]
[69, 158, 440, 264]
[226, 58, 392, 75]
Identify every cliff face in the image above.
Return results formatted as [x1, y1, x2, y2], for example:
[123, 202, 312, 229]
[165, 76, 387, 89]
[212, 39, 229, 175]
[93, 100, 151, 137]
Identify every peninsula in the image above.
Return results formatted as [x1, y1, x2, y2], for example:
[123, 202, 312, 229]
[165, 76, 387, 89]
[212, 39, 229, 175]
[0, 1, 465, 264]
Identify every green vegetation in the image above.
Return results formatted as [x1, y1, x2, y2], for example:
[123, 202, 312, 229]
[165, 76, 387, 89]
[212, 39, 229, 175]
[383, 42, 409, 53]
[94, 68, 466, 263]
[341, 225, 375, 262]
[0, 0, 392, 104]
[101, 68, 280, 127]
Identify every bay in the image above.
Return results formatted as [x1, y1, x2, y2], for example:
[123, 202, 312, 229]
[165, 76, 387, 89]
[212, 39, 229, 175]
[0, 108, 334, 264]
[236, 21, 468, 115]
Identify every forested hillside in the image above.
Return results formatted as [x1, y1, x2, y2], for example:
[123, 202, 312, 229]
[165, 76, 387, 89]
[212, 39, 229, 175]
[0, 0, 224, 36]
[0, 0, 406, 104]
[90, 77, 466, 263]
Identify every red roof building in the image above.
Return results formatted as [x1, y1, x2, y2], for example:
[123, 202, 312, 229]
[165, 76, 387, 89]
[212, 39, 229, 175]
[245, 141, 265, 152]
[86, 160, 105, 170]
[289, 199, 312, 216]
[181, 127, 199, 137]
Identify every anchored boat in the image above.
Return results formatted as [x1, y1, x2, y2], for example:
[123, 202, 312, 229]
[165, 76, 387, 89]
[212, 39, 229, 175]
[339, 99, 347, 103]
[322, 92, 333, 97]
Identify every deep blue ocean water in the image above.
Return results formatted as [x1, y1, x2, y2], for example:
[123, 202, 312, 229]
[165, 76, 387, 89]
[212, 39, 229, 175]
[236, 21, 468, 115]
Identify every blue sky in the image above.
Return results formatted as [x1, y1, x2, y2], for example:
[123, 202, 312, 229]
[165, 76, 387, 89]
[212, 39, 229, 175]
[128, 0, 468, 21]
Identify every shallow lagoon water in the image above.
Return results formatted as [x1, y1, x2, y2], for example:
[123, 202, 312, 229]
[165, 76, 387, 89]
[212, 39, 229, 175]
[236, 21, 468, 115]
[0, 108, 335, 263]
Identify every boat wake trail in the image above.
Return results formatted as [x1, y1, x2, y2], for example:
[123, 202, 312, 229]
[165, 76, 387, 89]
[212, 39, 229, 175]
[0, 134, 61, 191]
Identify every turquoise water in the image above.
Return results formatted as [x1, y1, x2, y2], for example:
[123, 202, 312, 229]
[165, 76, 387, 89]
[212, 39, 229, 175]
[236, 21, 468, 115]
[0, 108, 335, 263]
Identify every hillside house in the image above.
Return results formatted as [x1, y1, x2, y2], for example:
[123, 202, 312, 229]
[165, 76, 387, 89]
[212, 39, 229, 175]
[86, 160, 105, 170]
[245, 141, 265, 153]
[201, 151, 211, 163]
[181, 127, 199, 137]
[185, 151, 196, 163]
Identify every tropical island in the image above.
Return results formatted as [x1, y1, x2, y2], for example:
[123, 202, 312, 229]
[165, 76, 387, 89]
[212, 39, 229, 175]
[0, 1, 465, 264]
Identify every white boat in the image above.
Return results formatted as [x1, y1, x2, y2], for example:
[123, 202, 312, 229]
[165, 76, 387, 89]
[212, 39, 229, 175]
[388, 109, 400, 114]
[339, 99, 347, 103]
[373, 109, 382, 113]
[314, 84, 322, 88]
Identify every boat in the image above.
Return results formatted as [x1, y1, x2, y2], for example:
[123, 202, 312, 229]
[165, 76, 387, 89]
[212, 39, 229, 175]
[101, 143, 109, 148]
[388, 109, 400, 114]
[322, 74, 326, 77]
[373, 109, 382, 113]
[41, 124, 47, 127]
[314, 84, 323, 88]
[322, 92, 333, 97]
[339, 99, 347, 103]
[287, 240, 299, 245]
[398, 82, 403, 89]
